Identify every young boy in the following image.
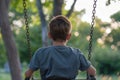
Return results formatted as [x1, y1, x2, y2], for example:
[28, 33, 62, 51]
[25, 15, 96, 80]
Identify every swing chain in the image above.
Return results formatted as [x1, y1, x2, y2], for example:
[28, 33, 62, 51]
[88, 0, 97, 61]
[23, 0, 34, 80]
[23, 0, 31, 57]
[87, 0, 97, 80]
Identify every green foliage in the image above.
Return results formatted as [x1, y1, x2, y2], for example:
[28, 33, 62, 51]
[111, 11, 120, 22]
[0, 34, 7, 67]
[8, 0, 41, 63]
[93, 45, 120, 75]
[68, 21, 90, 52]
[106, 0, 119, 5]
[105, 28, 120, 49]
[15, 26, 42, 62]
[68, 20, 103, 53]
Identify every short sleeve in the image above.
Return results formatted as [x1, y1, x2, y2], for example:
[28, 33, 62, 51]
[29, 50, 40, 71]
[79, 53, 91, 71]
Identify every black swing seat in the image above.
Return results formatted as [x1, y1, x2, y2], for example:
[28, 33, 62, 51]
[47, 76, 71, 80]
[25, 77, 96, 80]
[46, 76, 96, 80]
[47, 76, 86, 80]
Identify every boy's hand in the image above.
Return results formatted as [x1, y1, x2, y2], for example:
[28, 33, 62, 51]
[25, 69, 34, 79]
[87, 65, 96, 76]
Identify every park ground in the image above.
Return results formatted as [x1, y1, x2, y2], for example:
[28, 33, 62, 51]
[0, 68, 120, 80]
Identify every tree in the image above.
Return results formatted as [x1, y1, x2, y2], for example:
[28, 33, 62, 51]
[106, 0, 120, 5]
[0, 0, 22, 80]
[111, 11, 120, 22]
[36, 0, 48, 47]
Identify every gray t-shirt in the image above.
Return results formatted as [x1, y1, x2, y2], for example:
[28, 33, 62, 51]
[29, 46, 90, 80]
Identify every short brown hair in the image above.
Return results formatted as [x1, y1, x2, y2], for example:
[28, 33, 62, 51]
[49, 15, 72, 41]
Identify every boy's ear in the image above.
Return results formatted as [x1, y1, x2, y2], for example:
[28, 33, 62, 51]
[48, 32, 52, 39]
[66, 33, 71, 40]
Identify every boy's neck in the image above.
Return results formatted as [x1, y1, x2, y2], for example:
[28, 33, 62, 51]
[53, 41, 67, 46]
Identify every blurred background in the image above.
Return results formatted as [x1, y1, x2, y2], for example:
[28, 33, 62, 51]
[0, 0, 120, 80]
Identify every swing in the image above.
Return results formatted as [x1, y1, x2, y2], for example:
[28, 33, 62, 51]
[23, 0, 97, 80]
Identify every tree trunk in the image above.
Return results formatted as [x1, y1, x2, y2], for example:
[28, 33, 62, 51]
[36, 0, 48, 47]
[0, 0, 22, 80]
[66, 0, 77, 18]
[53, 0, 63, 16]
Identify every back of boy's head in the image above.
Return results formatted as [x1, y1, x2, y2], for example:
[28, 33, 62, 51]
[49, 15, 72, 41]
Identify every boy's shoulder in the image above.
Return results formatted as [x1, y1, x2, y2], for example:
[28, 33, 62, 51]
[35, 46, 53, 53]
[32, 47, 53, 58]
[35, 46, 83, 56]
[70, 47, 82, 53]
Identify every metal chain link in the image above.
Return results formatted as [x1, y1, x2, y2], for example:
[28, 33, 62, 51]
[23, 0, 31, 60]
[87, 1, 97, 79]
[23, 1, 34, 80]
[88, 0, 97, 61]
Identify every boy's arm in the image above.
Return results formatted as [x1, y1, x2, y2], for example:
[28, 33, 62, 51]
[86, 65, 96, 76]
[25, 69, 34, 79]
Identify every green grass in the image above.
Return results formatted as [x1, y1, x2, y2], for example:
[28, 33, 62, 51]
[0, 67, 26, 80]
[0, 70, 119, 80]
[0, 72, 11, 80]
